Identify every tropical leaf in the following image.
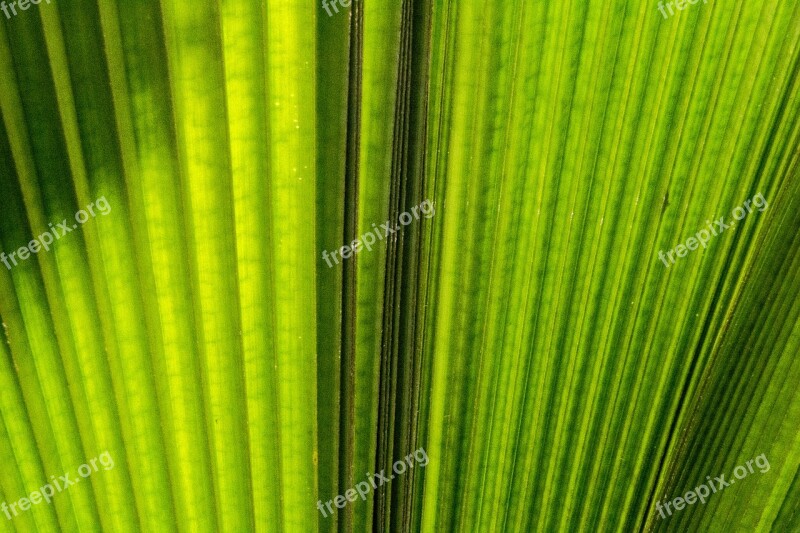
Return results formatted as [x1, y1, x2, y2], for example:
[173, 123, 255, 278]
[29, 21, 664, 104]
[1, 0, 799, 532]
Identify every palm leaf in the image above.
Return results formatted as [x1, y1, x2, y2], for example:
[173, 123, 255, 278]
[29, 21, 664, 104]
[1, 0, 799, 532]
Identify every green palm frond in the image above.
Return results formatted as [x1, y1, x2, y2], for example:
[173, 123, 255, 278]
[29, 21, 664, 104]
[1, 1, 799, 532]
